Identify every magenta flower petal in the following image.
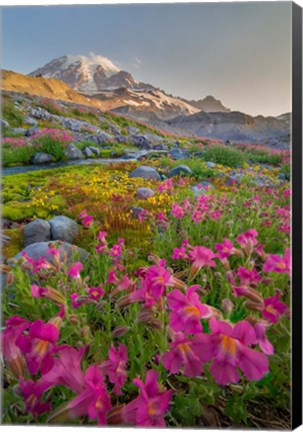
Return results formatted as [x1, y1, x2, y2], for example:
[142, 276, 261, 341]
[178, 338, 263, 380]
[210, 359, 240, 385]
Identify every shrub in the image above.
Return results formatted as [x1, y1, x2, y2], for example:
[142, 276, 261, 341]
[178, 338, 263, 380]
[2, 144, 36, 166]
[201, 146, 245, 167]
[31, 129, 75, 160]
[280, 163, 291, 180]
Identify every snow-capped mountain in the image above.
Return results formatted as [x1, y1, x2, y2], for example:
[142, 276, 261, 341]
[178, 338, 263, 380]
[29, 53, 152, 93]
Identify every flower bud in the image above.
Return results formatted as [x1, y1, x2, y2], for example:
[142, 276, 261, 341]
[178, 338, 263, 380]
[221, 298, 234, 314]
[68, 315, 80, 325]
[111, 326, 129, 338]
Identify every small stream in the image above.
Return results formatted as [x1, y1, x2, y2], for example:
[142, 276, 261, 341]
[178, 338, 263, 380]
[2, 150, 168, 177]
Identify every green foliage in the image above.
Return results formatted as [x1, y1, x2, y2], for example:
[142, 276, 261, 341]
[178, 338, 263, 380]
[2, 144, 36, 166]
[33, 138, 65, 160]
[201, 146, 246, 168]
[2, 100, 24, 127]
[280, 163, 290, 180]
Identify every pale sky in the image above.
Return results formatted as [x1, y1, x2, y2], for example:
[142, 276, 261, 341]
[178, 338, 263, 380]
[2, 2, 292, 116]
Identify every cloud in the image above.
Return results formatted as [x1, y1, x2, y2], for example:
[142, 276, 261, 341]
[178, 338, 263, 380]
[133, 57, 142, 69]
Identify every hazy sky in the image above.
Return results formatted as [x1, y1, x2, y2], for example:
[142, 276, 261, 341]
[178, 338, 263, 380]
[2, 2, 292, 116]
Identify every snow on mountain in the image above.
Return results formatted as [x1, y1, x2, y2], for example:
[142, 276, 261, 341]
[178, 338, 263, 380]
[29, 53, 140, 93]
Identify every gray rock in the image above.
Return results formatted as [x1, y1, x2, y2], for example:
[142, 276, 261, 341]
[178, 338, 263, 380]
[88, 146, 101, 156]
[13, 241, 88, 264]
[279, 173, 286, 180]
[30, 107, 51, 120]
[129, 166, 161, 181]
[82, 147, 94, 158]
[169, 148, 190, 160]
[31, 152, 55, 164]
[64, 143, 85, 160]
[114, 135, 128, 144]
[135, 187, 155, 200]
[126, 126, 139, 134]
[24, 117, 38, 127]
[25, 126, 38, 137]
[49, 216, 79, 243]
[205, 161, 217, 169]
[23, 219, 51, 247]
[1, 119, 10, 128]
[131, 206, 145, 219]
[88, 131, 112, 145]
[12, 128, 27, 136]
[168, 165, 193, 178]
[130, 135, 153, 150]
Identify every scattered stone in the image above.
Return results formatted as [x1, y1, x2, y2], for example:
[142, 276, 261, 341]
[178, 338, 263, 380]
[130, 135, 153, 150]
[131, 206, 145, 219]
[30, 107, 51, 120]
[168, 165, 193, 178]
[135, 187, 155, 200]
[169, 148, 190, 160]
[129, 166, 161, 181]
[88, 146, 101, 156]
[12, 127, 27, 136]
[114, 135, 128, 144]
[13, 241, 88, 265]
[205, 161, 217, 169]
[82, 147, 94, 158]
[24, 117, 38, 127]
[64, 143, 85, 160]
[23, 219, 51, 247]
[126, 126, 139, 134]
[31, 152, 55, 164]
[25, 126, 38, 137]
[1, 119, 10, 129]
[49, 216, 79, 244]
[88, 131, 112, 145]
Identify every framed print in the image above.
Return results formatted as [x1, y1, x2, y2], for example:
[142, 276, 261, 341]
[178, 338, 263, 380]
[1, 1, 302, 429]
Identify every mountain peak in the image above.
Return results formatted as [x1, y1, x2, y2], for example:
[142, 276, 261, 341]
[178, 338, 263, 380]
[187, 95, 230, 113]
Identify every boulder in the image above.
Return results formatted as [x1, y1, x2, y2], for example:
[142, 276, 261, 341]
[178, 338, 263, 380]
[64, 144, 84, 160]
[135, 187, 155, 200]
[168, 165, 193, 178]
[13, 241, 88, 264]
[49, 216, 79, 243]
[1, 119, 10, 129]
[12, 128, 27, 136]
[205, 161, 217, 169]
[23, 219, 51, 247]
[31, 152, 55, 164]
[88, 132, 112, 145]
[88, 146, 101, 156]
[169, 148, 190, 160]
[130, 135, 153, 150]
[82, 147, 94, 158]
[30, 107, 51, 120]
[129, 166, 161, 181]
[25, 126, 38, 137]
[24, 117, 38, 127]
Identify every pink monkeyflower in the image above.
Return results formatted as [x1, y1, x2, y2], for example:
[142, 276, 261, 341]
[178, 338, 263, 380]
[171, 203, 184, 219]
[88, 286, 105, 301]
[19, 378, 51, 417]
[30, 284, 66, 305]
[262, 290, 288, 323]
[2, 316, 30, 378]
[263, 248, 291, 276]
[16, 320, 60, 375]
[67, 262, 83, 279]
[182, 197, 191, 211]
[110, 275, 132, 297]
[188, 246, 216, 280]
[283, 189, 291, 198]
[78, 210, 87, 219]
[109, 244, 123, 258]
[254, 323, 274, 355]
[191, 210, 203, 223]
[106, 270, 120, 285]
[209, 209, 221, 221]
[162, 332, 213, 377]
[122, 370, 172, 427]
[49, 365, 111, 425]
[196, 318, 269, 385]
[254, 243, 267, 260]
[70, 293, 84, 309]
[47, 246, 61, 258]
[82, 215, 93, 228]
[97, 231, 107, 242]
[172, 246, 188, 260]
[215, 239, 235, 259]
[179, 178, 186, 186]
[101, 344, 128, 395]
[156, 211, 168, 222]
[236, 229, 258, 255]
[43, 345, 85, 393]
[236, 266, 261, 285]
[145, 262, 173, 299]
[232, 285, 263, 304]
[167, 286, 210, 335]
[96, 243, 107, 254]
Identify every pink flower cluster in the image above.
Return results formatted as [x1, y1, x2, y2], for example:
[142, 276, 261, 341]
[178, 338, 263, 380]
[31, 128, 74, 145]
[2, 137, 27, 148]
